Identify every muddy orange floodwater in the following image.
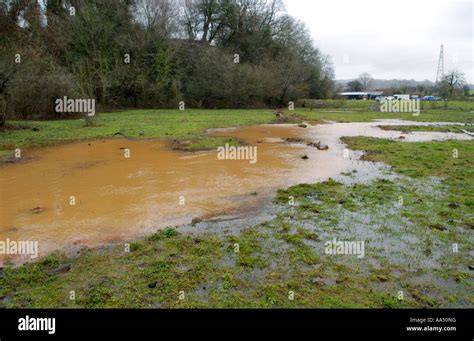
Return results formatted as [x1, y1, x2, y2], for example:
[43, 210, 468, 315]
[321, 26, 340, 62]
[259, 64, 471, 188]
[0, 125, 322, 263]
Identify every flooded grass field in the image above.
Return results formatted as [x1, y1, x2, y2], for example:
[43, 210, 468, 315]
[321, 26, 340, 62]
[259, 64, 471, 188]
[0, 105, 473, 308]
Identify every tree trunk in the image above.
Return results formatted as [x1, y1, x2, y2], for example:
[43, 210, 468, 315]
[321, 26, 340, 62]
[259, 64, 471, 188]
[0, 98, 7, 127]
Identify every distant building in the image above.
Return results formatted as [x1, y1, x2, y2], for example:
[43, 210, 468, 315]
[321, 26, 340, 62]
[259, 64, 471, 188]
[394, 94, 410, 100]
[338, 91, 384, 100]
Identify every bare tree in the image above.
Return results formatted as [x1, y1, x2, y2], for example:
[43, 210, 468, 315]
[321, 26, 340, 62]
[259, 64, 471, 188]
[178, 0, 283, 44]
[441, 69, 466, 99]
[358, 72, 373, 91]
[134, 0, 178, 37]
[179, 0, 202, 41]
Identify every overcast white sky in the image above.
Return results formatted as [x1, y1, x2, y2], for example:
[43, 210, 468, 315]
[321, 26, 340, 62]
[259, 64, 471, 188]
[285, 0, 473, 83]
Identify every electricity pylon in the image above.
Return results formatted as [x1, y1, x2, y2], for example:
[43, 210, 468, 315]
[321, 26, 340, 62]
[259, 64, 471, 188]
[435, 44, 444, 84]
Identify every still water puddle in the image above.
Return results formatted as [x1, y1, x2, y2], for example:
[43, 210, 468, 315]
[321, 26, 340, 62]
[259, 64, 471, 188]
[0, 121, 471, 263]
[0, 125, 310, 263]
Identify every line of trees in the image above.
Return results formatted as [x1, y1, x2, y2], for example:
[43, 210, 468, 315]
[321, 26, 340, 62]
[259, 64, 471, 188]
[0, 0, 336, 122]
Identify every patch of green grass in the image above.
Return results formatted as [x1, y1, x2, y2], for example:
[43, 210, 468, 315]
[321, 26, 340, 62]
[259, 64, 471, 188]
[275, 179, 359, 214]
[342, 137, 473, 178]
[163, 227, 178, 238]
[0, 233, 226, 308]
[378, 125, 473, 133]
[344, 137, 473, 227]
[383, 296, 402, 308]
[229, 228, 268, 269]
[297, 100, 474, 123]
